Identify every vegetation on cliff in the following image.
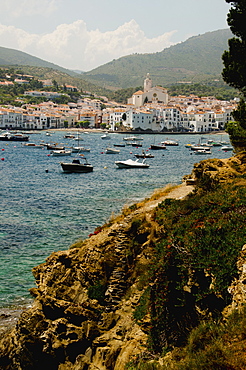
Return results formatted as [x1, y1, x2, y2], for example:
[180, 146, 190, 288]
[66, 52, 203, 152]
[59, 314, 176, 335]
[0, 153, 245, 370]
[130, 180, 246, 369]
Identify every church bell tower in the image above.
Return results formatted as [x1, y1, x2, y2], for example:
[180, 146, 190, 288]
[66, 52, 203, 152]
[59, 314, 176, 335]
[144, 73, 152, 92]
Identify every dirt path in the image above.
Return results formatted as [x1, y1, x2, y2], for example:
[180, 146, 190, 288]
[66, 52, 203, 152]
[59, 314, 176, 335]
[140, 183, 195, 213]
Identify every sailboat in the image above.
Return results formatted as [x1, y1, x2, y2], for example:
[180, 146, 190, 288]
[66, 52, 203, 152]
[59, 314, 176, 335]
[150, 135, 167, 150]
[70, 132, 90, 152]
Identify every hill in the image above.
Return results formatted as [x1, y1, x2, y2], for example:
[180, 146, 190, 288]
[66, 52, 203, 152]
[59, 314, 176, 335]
[0, 29, 236, 99]
[0, 46, 78, 77]
[81, 29, 233, 89]
[0, 46, 113, 96]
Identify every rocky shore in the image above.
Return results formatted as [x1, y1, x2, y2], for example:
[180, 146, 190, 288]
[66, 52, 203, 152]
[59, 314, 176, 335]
[0, 152, 245, 369]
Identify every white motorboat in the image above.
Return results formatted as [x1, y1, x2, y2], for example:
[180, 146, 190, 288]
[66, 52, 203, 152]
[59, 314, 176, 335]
[115, 158, 149, 168]
[101, 133, 110, 140]
[51, 149, 72, 156]
[105, 147, 120, 154]
[61, 158, 93, 173]
[193, 149, 212, 155]
[71, 146, 90, 153]
[161, 139, 179, 146]
[190, 145, 211, 151]
[131, 142, 143, 147]
[221, 145, 233, 151]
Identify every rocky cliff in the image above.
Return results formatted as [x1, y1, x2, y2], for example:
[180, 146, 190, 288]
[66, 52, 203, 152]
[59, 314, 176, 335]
[0, 153, 245, 370]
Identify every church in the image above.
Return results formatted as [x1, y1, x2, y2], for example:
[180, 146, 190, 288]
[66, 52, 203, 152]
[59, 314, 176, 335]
[127, 73, 169, 107]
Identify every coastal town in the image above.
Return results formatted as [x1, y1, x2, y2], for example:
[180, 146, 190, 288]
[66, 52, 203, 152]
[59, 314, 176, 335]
[0, 73, 237, 133]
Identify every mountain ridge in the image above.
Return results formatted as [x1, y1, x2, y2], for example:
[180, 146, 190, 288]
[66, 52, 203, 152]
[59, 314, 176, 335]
[81, 28, 233, 89]
[0, 29, 233, 93]
[0, 45, 78, 77]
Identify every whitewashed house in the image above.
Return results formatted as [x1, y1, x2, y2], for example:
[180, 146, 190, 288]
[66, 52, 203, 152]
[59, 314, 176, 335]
[124, 109, 155, 130]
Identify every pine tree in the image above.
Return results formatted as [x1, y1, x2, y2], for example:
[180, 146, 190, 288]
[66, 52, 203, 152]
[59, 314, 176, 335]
[222, 0, 246, 151]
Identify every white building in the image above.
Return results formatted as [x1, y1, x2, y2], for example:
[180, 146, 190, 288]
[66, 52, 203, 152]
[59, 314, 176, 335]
[24, 91, 64, 99]
[124, 109, 155, 131]
[108, 108, 127, 130]
[0, 109, 23, 129]
[159, 107, 182, 131]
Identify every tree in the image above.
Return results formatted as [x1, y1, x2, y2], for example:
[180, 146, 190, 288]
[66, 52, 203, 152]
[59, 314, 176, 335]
[52, 80, 59, 91]
[222, 0, 246, 151]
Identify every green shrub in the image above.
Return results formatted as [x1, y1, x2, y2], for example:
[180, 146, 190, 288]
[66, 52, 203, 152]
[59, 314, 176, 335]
[88, 280, 107, 305]
[135, 182, 246, 352]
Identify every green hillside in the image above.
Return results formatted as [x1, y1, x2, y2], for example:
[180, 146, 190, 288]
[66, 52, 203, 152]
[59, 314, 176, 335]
[0, 46, 78, 77]
[8, 65, 111, 96]
[81, 29, 233, 89]
[0, 29, 235, 98]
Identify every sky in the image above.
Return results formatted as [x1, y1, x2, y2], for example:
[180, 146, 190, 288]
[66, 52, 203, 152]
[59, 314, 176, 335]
[0, 0, 231, 72]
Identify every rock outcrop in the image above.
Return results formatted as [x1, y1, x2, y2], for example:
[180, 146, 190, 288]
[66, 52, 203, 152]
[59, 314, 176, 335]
[0, 153, 245, 370]
[225, 244, 246, 315]
[0, 182, 193, 370]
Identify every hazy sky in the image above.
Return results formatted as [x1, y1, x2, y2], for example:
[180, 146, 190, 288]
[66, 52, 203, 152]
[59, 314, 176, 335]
[0, 0, 231, 72]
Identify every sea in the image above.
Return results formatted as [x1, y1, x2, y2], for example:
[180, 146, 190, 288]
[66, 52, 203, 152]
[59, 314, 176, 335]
[0, 130, 233, 312]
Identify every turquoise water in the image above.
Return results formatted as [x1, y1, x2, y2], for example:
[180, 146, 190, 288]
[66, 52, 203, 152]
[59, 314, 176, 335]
[0, 131, 232, 307]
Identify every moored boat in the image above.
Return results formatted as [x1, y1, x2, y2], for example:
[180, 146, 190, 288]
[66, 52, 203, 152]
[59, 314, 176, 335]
[131, 142, 142, 147]
[150, 144, 166, 150]
[115, 158, 149, 168]
[134, 150, 154, 158]
[113, 143, 125, 147]
[221, 145, 233, 151]
[46, 144, 65, 150]
[101, 133, 110, 140]
[51, 149, 72, 156]
[190, 145, 211, 151]
[161, 139, 179, 146]
[193, 149, 212, 155]
[64, 134, 75, 139]
[61, 158, 93, 173]
[123, 136, 143, 141]
[0, 132, 29, 141]
[105, 147, 120, 154]
[71, 146, 90, 153]
[22, 142, 44, 148]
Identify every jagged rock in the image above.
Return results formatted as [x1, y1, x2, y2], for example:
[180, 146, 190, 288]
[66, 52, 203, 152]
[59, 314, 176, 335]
[186, 152, 246, 186]
[225, 244, 246, 315]
[1, 155, 244, 369]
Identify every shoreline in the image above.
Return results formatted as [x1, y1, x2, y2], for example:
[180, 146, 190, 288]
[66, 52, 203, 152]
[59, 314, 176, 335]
[4, 127, 228, 136]
[0, 183, 194, 337]
[44, 128, 228, 136]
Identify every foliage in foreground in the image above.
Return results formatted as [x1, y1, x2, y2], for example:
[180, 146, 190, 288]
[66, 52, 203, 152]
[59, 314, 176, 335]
[127, 306, 246, 370]
[130, 180, 245, 368]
